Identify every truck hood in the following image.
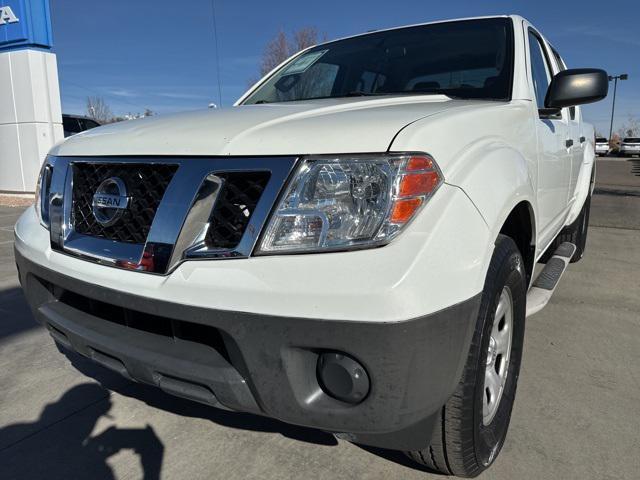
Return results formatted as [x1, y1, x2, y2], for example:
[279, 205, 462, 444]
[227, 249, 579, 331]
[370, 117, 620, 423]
[51, 95, 483, 157]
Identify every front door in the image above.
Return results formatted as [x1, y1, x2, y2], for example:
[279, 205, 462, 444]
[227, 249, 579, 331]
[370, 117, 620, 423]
[526, 28, 572, 249]
[550, 47, 584, 205]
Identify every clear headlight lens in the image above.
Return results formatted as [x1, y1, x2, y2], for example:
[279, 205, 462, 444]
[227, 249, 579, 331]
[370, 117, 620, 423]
[257, 153, 442, 254]
[34, 160, 52, 228]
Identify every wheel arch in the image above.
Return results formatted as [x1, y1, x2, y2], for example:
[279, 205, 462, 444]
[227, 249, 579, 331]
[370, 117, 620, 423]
[498, 201, 536, 285]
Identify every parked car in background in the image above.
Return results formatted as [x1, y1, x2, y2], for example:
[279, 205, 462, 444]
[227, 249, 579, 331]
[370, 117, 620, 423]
[62, 114, 101, 137]
[619, 137, 640, 157]
[16, 16, 608, 478]
[595, 137, 609, 156]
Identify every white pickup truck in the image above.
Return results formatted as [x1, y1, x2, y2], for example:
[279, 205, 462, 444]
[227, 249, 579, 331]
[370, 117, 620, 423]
[15, 15, 607, 477]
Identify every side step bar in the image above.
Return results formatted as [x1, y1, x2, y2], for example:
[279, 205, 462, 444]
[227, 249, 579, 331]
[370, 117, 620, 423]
[526, 242, 576, 317]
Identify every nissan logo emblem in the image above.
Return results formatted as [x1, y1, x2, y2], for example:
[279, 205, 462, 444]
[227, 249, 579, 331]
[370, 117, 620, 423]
[92, 177, 130, 226]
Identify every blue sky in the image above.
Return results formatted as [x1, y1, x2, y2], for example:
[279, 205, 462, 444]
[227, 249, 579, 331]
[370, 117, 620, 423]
[51, 0, 639, 135]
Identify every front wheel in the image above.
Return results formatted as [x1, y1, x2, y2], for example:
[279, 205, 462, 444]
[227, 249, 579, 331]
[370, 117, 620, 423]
[406, 235, 526, 477]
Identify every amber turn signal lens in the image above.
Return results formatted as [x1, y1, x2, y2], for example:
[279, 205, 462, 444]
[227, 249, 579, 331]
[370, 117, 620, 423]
[406, 155, 434, 171]
[399, 171, 440, 197]
[390, 198, 423, 223]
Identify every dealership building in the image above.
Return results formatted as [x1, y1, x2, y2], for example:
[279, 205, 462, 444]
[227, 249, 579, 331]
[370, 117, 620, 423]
[1, 0, 61, 193]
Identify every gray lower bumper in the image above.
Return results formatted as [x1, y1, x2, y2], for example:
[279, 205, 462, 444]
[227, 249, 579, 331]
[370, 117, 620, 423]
[15, 247, 480, 451]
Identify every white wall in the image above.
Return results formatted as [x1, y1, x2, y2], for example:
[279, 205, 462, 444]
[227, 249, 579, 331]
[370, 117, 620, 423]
[0, 49, 63, 192]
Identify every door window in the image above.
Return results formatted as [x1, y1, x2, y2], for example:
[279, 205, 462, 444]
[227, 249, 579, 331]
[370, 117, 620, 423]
[551, 48, 575, 120]
[527, 31, 552, 110]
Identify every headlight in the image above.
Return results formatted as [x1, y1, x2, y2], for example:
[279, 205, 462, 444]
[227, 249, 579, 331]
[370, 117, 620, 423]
[257, 153, 442, 254]
[34, 160, 53, 228]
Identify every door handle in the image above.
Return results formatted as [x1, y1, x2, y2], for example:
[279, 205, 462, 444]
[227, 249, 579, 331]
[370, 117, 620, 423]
[566, 139, 574, 148]
[579, 136, 586, 143]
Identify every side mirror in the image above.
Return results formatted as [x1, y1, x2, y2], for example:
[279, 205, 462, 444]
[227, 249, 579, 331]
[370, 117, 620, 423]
[545, 68, 608, 110]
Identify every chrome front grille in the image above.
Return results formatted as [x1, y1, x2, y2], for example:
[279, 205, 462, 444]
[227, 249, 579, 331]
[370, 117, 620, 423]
[204, 172, 271, 249]
[72, 163, 178, 244]
[45, 156, 297, 274]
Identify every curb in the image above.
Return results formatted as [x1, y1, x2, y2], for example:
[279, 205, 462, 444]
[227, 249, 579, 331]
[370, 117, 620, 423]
[0, 194, 35, 207]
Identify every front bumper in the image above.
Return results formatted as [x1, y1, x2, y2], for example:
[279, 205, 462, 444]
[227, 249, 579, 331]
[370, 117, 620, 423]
[16, 248, 480, 451]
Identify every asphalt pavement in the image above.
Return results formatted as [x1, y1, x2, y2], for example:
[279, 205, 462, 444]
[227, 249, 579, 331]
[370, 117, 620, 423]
[0, 157, 639, 479]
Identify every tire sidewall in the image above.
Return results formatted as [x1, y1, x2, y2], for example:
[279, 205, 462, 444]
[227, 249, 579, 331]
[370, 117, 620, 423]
[473, 240, 527, 467]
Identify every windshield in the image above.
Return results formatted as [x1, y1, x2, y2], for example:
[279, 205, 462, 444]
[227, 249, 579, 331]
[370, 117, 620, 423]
[596, 138, 608, 143]
[623, 138, 640, 143]
[243, 18, 514, 105]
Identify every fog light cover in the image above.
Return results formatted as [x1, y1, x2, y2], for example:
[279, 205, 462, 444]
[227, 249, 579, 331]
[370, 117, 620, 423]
[257, 153, 442, 253]
[317, 352, 370, 404]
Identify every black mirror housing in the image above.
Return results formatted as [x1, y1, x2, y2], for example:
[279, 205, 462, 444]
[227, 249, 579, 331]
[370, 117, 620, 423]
[545, 68, 608, 109]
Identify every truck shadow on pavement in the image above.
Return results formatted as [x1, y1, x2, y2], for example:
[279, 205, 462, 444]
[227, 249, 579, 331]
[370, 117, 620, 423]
[0, 287, 41, 340]
[0, 383, 164, 480]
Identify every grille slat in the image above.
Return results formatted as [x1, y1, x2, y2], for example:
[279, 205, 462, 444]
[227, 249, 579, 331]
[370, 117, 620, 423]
[205, 172, 271, 249]
[72, 163, 177, 244]
[49, 281, 231, 362]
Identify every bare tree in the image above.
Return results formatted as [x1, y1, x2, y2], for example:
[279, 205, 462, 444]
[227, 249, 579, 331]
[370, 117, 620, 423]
[86, 96, 113, 124]
[610, 133, 621, 151]
[617, 115, 640, 138]
[292, 27, 322, 53]
[258, 27, 323, 78]
[260, 30, 290, 77]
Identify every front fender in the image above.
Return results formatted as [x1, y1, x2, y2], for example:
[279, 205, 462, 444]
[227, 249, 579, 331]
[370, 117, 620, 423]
[444, 141, 537, 287]
[446, 141, 536, 244]
[389, 103, 537, 295]
[388, 100, 537, 250]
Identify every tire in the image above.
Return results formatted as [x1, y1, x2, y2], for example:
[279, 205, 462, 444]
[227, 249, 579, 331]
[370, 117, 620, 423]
[540, 192, 592, 264]
[406, 235, 526, 477]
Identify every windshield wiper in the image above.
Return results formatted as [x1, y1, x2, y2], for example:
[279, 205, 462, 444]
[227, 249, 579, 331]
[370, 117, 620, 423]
[383, 90, 466, 100]
[341, 91, 387, 97]
[340, 90, 462, 99]
[249, 90, 464, 105]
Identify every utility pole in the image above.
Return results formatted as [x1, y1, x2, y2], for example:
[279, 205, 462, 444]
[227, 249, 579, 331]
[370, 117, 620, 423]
[608, 74, 628, 141]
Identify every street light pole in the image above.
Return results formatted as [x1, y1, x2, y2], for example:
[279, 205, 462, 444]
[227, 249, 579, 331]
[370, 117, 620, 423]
[608, 74, 628, 141]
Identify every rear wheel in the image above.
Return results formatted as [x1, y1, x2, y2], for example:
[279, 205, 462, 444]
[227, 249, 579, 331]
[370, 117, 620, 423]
[540, 192, 592, 264]
[406, 235, 526, 477]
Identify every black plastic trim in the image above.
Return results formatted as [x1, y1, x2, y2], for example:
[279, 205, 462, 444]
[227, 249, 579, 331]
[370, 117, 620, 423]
[15, 247, 480, 451]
